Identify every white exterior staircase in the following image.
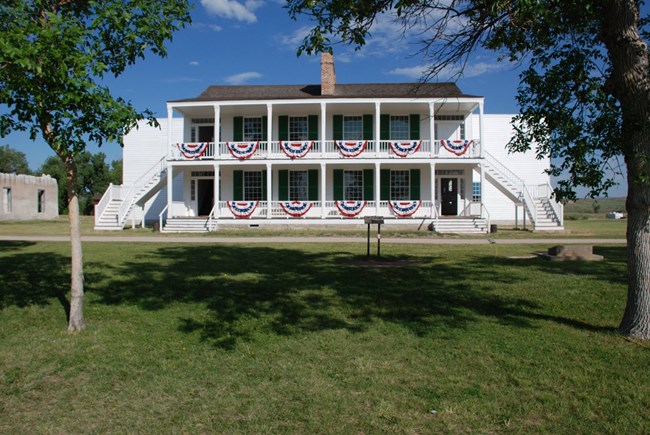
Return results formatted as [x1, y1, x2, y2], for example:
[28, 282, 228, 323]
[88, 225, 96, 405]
[429, 218, 488, 234]
[94, 157, 167, 230]
[162, 217, 212, 233]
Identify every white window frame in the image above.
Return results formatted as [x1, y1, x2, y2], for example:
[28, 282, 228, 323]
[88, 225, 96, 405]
[343, 170, 363, 201]
[243, 171, 263, 201]
[289, 170, 309, 201]
[390, 116, 409, 140]
[243, 117, 263, 142]
[390, 170, 410, 200]
[343, 116, 363, 141]
[289, 116, 309, 141]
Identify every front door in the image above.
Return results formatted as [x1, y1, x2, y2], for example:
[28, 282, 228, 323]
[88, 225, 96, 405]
[441, 178, 458, 216]
[197, 179, 214, 216]
[198, 126, 214, 142]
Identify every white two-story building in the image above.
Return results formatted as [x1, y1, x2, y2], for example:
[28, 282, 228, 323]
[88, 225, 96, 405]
[95, 54, 563, 233]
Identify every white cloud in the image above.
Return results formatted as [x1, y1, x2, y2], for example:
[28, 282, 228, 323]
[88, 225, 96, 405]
[278, 25, 313, 48]
[200, 0, 262, 23]
[193, 22, 223, 32]
[190, 61, 200, 66]
[388, 61, 506, 80]
[225, 71, 262, 84]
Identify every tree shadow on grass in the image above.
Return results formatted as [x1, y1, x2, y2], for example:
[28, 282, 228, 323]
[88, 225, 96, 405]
[0, 243, 71, 321]
[88, 244, 619, 350]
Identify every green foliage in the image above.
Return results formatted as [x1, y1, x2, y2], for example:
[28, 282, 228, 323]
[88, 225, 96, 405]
[286, 0, 649, 201]
[0, 145, 31, 174]
[39, 152, 121, 215]
[0, 0, 191, 157]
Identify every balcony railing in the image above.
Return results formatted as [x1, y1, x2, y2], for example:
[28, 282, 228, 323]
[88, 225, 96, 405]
[170, 140, 481, 161]
[215, 200, 435, 220]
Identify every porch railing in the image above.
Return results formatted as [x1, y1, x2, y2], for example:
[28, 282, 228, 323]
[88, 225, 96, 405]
[169, 139, 482, 161]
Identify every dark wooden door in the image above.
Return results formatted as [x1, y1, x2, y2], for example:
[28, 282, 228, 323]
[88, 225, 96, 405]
[197, 179, 214, 216]
[440, 178, 458, 216]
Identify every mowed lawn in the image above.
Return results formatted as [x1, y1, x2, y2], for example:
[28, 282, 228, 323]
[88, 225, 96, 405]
[0, 240, 647, 433]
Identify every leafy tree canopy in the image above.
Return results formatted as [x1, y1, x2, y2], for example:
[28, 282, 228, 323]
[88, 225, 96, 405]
[0, 144, 31, 174]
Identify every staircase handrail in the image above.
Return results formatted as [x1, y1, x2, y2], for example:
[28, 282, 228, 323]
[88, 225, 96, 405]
[542, 182, 564, 226]
[207, 203, 219, 231]
[94, 182, 114, 226]
[481, 203, 491, 232]
[158, 204, 168, 232]
[484, 151, 537, 226]
[117, 156, 167, 227]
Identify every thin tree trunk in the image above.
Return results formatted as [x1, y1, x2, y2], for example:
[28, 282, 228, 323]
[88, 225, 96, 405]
[65, 157, 85, 332]
[601, 0, 650, 339]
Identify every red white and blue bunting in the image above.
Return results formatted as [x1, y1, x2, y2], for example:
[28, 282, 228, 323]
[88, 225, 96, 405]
[279, 141, 314, 159]
[335, 200, 367, 217]
[226, 141, 259, 160]
[440, 139, 473, 156]
[335, 140, 367, 158]
[388, 140, 422, 158]
[279, 201, 313, 217]
[227, 201, 259, 218]
[389, 200, 421, 218]
[177, 142, 209, 159]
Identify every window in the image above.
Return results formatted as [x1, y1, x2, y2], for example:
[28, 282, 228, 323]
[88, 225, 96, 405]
[343, 116, 363, 140]
[37, 190, 45, 213]
[472, 182, 481, 202]
[244, 117, 263, 142]
[289, 171, 309, 201]
[390, 116, 409, 140]
[3, 187, 11, 213]
[390, 170, 410, 200]
[289, 116, 308, 141]
[344, 170, 363, 200]
[243, 171, 263, 200]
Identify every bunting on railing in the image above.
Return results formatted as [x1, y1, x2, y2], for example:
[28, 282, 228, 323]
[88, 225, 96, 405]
[335, 200, 366, 217]
[279, 201, 313, 217]
[335, 140, 367, 158]
[389, 200, 421, 217]
[388, 140, 422, 158]
[177, 142, 209, 159]
[227, 201, 259, 218]
[279, 141, 314, 159]
[226, 141, 259, 160]
[440, 139, 473, 156]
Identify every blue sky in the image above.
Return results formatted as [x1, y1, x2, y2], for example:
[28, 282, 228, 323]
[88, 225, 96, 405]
[2, 0, 631, 196]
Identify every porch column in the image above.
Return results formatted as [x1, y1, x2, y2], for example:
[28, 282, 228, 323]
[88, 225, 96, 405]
[375, 162, 381, 215]
[480, 163, 486, 218]
[266, 104, 273, 156]
[374, 102, 381, 157]
[430, 162, 436, 218]
[213, 104, 220, 156]
[320, 102, 327, 158]
[166, 164, 173, 218]
[266, 162, 272, 219]
[320, 162, 327, 218]
[478, 100, 485, 157]
[429, 102, 435, 157]
[167, 105, 173, 159]
[213, 163, 220, 218]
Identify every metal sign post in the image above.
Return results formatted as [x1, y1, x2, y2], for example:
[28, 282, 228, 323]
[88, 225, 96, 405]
[364, 216, 385, 258]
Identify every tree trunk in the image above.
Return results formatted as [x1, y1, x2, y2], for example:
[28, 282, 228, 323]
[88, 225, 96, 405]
[65, 156, 85, 333]
[601, 0, 650, 339]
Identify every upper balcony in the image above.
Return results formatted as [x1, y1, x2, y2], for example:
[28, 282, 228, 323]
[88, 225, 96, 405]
[170, 139, 481, 161]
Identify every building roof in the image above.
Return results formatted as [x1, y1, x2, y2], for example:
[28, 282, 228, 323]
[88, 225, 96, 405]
[170, 82, 481, 103]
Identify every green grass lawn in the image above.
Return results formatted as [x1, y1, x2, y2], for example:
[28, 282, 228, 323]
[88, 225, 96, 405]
[0, 215, 628, 239]
[1, 240, 646, 433]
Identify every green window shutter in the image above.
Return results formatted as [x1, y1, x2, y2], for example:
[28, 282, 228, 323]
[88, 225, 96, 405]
[233, 117, 243, 142]
[363, 169, 374, 201]
[278, 170, 288, 201]
[233, 170, 243, 200]
[308, 115, 319, 140]
[410, 169, 421, 200]
[380, 169, 390, 201]
[278, 115, 289, 141]
[262, 116, 268, 142]
[380, 114, 390, 140]
[333, 169, 343, 200]
[333, 115, 343, 140]
[409, 114, 420, 140]
[262, 170, 267, 200]
[308, 169, 319, 200]
[363, 114, 373, 140]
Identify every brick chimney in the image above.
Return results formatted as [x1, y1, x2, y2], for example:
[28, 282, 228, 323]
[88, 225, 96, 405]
[321, 52, 336, 95]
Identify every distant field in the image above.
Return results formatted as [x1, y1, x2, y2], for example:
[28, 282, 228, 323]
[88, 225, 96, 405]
[564, 197, 626, 220]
